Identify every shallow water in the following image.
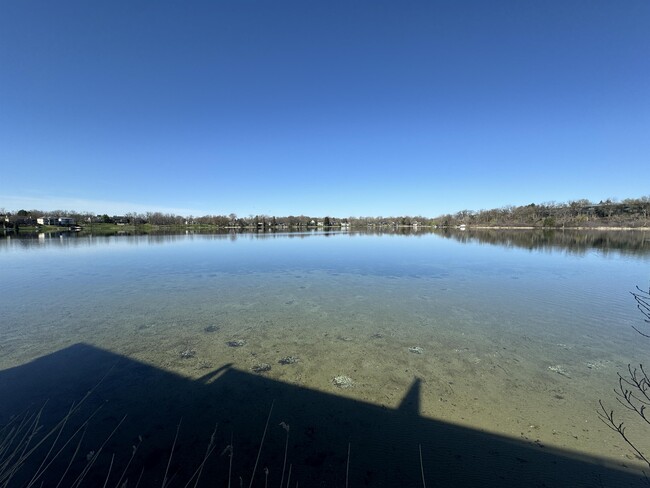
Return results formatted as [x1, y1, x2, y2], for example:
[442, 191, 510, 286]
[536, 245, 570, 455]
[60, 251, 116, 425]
[1, 229, 650, 485]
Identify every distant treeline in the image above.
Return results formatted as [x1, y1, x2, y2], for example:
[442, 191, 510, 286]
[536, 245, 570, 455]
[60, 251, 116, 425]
[436, 197, 650, 228]
[2, 196, 650, 229]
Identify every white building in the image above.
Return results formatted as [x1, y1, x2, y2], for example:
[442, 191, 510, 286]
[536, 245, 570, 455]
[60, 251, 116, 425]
[37, 217, 76, 226]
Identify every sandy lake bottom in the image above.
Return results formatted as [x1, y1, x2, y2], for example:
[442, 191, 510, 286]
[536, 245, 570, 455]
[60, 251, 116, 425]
[2, 230, 650, 486]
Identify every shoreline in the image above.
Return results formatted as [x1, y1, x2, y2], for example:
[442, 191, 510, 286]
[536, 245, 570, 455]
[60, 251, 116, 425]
[3, 223, 650, 235]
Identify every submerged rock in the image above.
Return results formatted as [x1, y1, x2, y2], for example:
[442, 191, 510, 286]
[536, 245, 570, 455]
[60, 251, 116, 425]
[408, 346, 423, 354]
[333, 375, 354, 388]
[548, 365, 570, 378]
[251, 363, 271, 373]
[226, 340, 246, 347]
[180, 348, 196, 359]
[278, 356, 299, 365]
[204, 325, 220, 333]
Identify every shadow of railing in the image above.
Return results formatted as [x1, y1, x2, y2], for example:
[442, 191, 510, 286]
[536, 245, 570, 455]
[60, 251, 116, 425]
[0, 343, 644, 487]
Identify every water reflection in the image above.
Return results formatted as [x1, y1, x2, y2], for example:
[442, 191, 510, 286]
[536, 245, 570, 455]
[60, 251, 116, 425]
[434, 228, 650, 257]
[2, 228, 650, 256]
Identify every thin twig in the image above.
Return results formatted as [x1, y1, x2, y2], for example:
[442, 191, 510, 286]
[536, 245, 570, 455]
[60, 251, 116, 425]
[102, 453, 115, 488]
[419, 444, 427, 488]
[345, 442, 350, 488]
[184, 423, 218, 488]
[1, 366, 114, 487]
[0, 410, 37, 479]
[69, 414, 127, 488]
[248, 401, 275, 488]
[279, 422, 290, 488]
[229, 435, 234, 488]
[162, 419, 182, 488]
[27, 405, 104, 488]
[133, 466, 145, 488]
[113, 435, 143, 488]
[598, 400, 650, 467]
[2, 407, 45, 487]
[27, 402, 73, 487]
[54, 425, 87, 488]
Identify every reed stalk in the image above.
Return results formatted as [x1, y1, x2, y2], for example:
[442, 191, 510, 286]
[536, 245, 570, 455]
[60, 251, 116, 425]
[248, 401, 274, 488]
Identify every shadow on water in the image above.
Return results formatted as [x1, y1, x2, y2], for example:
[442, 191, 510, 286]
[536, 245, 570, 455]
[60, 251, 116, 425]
[0, 344, 645, 487]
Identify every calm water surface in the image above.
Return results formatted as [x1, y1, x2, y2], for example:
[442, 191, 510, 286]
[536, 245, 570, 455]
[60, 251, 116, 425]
[1, 229, 649, 485]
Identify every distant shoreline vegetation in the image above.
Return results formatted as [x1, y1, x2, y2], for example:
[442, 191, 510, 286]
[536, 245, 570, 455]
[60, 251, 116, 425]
[2, 196, 650, 232]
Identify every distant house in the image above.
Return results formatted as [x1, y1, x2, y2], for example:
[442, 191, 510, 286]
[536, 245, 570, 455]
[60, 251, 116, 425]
[113, 216, 130, 225]
[37, 217, 76, 226]
[4, 215, 37, 227]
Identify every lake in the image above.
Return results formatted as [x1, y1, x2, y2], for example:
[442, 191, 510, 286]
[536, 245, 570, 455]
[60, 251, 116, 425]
[1, 228, 649, 487]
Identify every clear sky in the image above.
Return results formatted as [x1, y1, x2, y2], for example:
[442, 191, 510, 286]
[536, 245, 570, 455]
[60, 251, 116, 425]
[1, 1, 648, 217]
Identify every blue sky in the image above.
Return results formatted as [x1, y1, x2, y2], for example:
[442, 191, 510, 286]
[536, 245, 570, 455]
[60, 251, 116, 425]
[1, 1, 648, 217]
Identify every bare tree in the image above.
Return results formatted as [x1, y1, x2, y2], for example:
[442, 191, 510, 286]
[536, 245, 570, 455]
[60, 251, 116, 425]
[599, 285, 650, 469]
[632, 286, 650, 337]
